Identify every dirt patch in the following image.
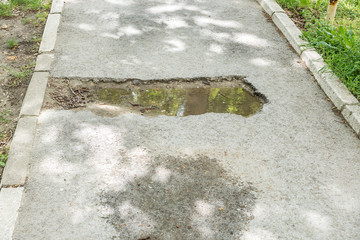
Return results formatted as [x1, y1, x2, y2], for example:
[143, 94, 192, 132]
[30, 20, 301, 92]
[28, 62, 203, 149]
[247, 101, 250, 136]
[100, 155, 256, 240]
[44, 76, 267, 117]
[0, 8, 48, 179]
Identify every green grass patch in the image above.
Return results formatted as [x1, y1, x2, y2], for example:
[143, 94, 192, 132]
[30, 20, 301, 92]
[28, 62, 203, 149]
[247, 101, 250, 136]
[8, 61, 35, 87]
[0, 0, 51, 17]
[275, 0, 360, 100]
[0, 148, 8, 168]
[6, 38, 19, 49]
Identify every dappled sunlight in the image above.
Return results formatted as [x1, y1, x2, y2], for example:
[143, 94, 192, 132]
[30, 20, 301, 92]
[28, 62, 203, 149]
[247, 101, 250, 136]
[147, 4, 185, 14]
[195, 200, 215, 217]
[105, 0, 134, 6]
[120, 56, 142, 65]
[118, 25, 143, 36]
[200, 29, 231, 42]
[100, 32, 120, 39]
[193, 16, 241, 29]
[209, 43, 224, 54]
[78, 23, 95, 31]
[164, 38, 186, 52]
[100, 154, 256, 238]
[56, 0, 280, 79]
[242, 228, 278, 240]
[302, 210, 331, 232]
[252, 203, 267, 219]
[118, 201, 156, 235]
[70, 204, 93, 224]
[154, 15, 189, 29]
[191, 200, 216, 237]
[39, 153, 78, 177]
[38, 125, 60, 144]
[99, 12, 120, 20]
[85, 9, 101, 14]
[323, 183, 359, 212]
[151, 166, 172, 184]
[233, 33, 270, 47]
[250, 58, 273, 67]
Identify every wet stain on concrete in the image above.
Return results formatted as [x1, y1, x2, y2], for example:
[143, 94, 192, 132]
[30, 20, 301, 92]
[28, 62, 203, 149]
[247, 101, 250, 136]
[100, 155, 256, 240]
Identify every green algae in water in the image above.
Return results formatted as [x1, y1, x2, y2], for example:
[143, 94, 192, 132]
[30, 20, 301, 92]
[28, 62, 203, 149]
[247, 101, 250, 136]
[97, 87, 263, 117]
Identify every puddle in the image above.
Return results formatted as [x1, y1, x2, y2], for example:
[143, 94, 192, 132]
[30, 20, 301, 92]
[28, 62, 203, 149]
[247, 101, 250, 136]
[97, 87, 263, 117]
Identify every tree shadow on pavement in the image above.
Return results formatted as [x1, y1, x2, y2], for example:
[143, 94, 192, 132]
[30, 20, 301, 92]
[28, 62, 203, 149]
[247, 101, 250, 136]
[100, 154, 256, 240]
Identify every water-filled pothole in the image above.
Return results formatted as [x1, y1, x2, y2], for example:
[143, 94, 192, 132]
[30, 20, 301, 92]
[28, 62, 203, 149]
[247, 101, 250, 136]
[97, 87, 263, 117]
[45, 76, 267, 117]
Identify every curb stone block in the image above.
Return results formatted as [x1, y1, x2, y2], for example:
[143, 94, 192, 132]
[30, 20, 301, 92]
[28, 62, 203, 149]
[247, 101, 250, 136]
[0, 188, 24, 240]
[34, 54, 54, 72]
[261, 0, 284, 16]
[273, 13, 306, 55]
[272, 12, 296, 28]
[322, 74, 359, 109]
[20, 72, 49, 117]
[342, 105, 360, 135]
[50, 0, 64, 14]
[301, 50, 358, 110]
[39, 13, 61, 53]
[282, 25, 307, 54]
[1, 117, 37, 187]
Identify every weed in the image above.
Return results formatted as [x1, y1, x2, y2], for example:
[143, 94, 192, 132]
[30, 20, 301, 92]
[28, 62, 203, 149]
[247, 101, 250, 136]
[0, 2, 13, 17]
[0, 111, 9, 123]
[0, 0, 51, 17]
[32, 11, 48, 26]
[8, 61, 34, 87]
[6, 38, 19, 49]
[0, 131, 10, 168]
[0, 148, 8, 167]
[22, 17, 32, 24]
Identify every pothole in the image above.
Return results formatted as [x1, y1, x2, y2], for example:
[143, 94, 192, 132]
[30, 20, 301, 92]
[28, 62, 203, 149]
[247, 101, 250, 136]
[44, 76, 267, 117]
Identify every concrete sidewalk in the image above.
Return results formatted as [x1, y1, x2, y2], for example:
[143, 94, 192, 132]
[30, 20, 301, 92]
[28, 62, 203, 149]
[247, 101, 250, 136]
[5, 0, 360, 239]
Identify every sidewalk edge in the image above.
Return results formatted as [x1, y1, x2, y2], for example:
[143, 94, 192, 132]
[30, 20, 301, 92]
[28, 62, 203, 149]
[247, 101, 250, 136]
[0, 1, 64, 239]
[256, 0, 360, 137]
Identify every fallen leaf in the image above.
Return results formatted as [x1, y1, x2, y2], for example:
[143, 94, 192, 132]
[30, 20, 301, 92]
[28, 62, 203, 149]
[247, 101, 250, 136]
[7, 56, 17, 61]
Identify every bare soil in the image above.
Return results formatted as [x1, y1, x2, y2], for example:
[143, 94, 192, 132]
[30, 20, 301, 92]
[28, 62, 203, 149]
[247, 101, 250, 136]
[0, 8, 48, 179]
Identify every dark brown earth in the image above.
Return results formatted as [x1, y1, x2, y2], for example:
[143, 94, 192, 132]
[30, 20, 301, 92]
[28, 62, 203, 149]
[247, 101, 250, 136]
[0, 7, 48, 179]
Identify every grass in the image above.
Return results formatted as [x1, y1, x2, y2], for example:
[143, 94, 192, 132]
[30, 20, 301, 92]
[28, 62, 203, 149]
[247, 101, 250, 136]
[275, 0, 360, 100]
[8, 61, 35, 87]
[6, 38, 19, 49]
[0, 113, 10, 168]
[0, 0, 51, 17]
[0, 148, 8, 168]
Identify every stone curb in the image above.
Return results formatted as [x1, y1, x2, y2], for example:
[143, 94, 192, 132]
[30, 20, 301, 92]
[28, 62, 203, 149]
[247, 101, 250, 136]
[50, 0, 64, 14]
[0, 1, 64, 239]
[1, 117, 37, 187]
[39, 13, 61, 53]
[0, 188, 24, 240]
[19, 72, 49, 117]
[257, 0, 360, 137]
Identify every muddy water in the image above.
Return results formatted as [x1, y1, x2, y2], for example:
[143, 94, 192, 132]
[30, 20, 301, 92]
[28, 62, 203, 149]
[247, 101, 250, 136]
[97, 87, 263, 117]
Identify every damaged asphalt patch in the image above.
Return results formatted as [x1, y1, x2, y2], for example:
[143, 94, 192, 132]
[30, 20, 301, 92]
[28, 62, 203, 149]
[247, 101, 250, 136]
[100, 155, 256, 240]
